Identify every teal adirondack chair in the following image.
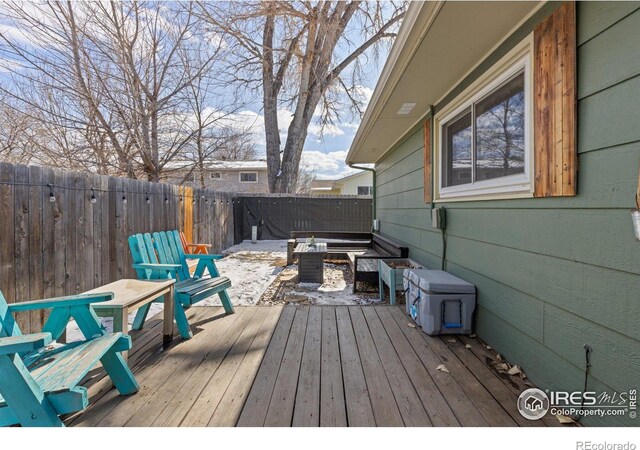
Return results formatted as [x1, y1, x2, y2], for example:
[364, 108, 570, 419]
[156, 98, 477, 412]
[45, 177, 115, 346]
[127, 230, 233, 340]
[0, 290, 139, 427]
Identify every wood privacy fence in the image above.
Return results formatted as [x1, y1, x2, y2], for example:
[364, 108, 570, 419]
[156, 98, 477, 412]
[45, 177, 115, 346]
[0, 161, 234, 333]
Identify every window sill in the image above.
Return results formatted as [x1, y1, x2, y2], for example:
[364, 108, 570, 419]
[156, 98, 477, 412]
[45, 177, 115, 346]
[434, 190, 534, 203]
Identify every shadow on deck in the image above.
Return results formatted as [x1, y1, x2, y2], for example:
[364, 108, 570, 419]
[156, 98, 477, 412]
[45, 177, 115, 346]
[66, 305, 562, 427]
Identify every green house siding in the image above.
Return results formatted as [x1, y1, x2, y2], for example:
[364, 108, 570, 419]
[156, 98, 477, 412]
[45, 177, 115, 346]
[375, 2, 640, 426]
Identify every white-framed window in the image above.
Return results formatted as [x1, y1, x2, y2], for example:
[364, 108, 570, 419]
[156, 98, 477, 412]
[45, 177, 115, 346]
[434, 35, 534, 201]
[357, 186, 373, 196]
[210, 172, 222, 179]
[239, 171, 258, 183]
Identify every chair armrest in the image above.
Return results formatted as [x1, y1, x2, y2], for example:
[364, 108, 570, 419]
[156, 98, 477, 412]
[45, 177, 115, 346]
[184, 254, 223, 260]
[8, 293, 114, 312]
[132, 263, 181, 272]
[0, 332, 52, 355]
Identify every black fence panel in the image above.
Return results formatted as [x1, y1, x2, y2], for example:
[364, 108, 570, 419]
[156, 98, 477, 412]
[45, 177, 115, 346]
[234, 194, 372, 242]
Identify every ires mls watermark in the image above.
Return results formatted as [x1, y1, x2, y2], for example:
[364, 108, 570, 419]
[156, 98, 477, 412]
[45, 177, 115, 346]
[517, 388, 638, 420]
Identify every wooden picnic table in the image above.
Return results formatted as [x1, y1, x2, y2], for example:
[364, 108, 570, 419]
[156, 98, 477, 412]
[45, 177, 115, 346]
[83, 279, 176, 359]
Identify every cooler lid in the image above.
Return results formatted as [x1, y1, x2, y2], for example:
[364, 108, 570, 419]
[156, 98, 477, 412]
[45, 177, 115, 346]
[406, 269, 431, 284]
[416, 270, 475, 294]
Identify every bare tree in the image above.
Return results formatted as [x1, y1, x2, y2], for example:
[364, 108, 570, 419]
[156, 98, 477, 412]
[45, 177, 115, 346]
[296, 164, 316, 194]
[162, 37, 257, 188]
[475, 89, 525, 179]
[0, 1, 240, 180]
[199, 1, 406, 193]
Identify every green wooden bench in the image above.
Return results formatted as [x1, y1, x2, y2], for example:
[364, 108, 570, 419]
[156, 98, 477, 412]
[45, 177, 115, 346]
[127, 230, 234, 340]
[0, 291, 139, 427]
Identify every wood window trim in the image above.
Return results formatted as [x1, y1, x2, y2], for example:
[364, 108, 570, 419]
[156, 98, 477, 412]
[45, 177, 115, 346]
[423, 118, 432, 203]
[533, 1, 577, 197]
[423, 2, 577, 202]
[432, 36, 535, 202]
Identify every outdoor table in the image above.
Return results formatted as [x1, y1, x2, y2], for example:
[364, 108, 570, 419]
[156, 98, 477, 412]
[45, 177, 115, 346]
[83, 279, 176, 360]
[293, 242, 327, 283]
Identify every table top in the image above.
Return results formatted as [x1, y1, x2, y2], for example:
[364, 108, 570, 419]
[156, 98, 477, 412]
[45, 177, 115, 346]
[83, 279, 175, 308]
[294, 242, 328, 254]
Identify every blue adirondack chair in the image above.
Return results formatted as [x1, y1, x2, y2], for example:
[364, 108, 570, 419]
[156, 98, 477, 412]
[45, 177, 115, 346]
[0, 290, 139, 427]
[127, 230, 233, 340]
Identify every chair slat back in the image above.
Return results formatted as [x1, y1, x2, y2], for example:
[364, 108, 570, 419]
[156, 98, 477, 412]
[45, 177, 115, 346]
[128, 233, 152, 280]
[162, 232, 181, 265]
[143, 233, 159, 264]
[169, 230, 190, 265]
[179, 231, 189, 253]
[153, 232, 190, 280]
[0, 291, 21, 338]
[128, 232, 169, 281]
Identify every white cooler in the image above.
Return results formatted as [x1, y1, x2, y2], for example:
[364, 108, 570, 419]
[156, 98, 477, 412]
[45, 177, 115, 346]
[403, 269, 431, 326]
[415, 270, 476, 335]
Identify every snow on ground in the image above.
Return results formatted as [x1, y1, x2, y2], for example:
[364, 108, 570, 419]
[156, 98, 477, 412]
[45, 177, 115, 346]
[260, 263, 380, 306]
[197, 239, 287, 306]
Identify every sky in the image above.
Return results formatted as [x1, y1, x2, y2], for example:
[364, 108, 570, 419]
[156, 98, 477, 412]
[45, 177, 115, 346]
[210, 85, 376, 180]
[0, 2, 391, 180]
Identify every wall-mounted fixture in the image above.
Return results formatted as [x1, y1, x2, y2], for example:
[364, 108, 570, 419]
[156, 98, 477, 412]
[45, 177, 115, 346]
[397, 102, 417, 115]
[431, 207, 446, 230]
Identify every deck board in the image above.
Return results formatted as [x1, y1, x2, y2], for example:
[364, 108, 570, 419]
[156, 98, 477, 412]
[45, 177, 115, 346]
[292, 306, 322, 427]
[207, 307, 283, 426]
[65, 305, 552, 427]
[335, 306, 376, 426]
[94, 307, 247, 427]
[235, 306, 296, 426]
[319, 307, 347, 427]
[387, 307, 517, 427]
[348, 306, 404, 426]
[262, 306, 309, 426]
[148, 307, 262, 426]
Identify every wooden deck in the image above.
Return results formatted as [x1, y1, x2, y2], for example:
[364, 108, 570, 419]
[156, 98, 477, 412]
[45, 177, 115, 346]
[66, 305, 559, 427]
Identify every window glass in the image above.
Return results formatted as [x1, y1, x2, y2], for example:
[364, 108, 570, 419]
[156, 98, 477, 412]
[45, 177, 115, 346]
[475, 72, 525, 182]
[357, 186, 372, 195]
[442, 109, 472, 187]
[240, 172, 257, 182]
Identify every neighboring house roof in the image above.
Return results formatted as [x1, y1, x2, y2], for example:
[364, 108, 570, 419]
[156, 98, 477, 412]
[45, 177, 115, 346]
[346, 1, 543, 164]
[310, 179, 337, 191]
[310, 186, 336, 192]
[164, 160, 268, 171]
[335, 170, 372, 183]
[310, 170, 373, 192]
[206, 160, 268, 170]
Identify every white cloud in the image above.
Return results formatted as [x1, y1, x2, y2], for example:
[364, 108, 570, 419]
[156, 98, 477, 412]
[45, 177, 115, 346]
[301, 150, 346, 172]
[307, 123, 345, 138]
[300, 149, 360, 180]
